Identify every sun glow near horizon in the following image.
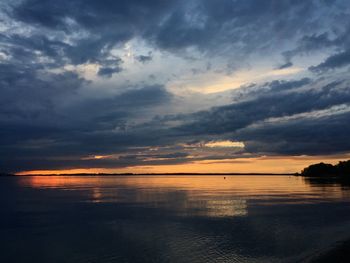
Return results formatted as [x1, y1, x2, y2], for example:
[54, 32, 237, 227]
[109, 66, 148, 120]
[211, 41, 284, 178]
[16, 154, 350, 175]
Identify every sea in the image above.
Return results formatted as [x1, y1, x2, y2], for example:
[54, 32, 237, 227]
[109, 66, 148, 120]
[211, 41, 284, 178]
[1, 175, 350, 263]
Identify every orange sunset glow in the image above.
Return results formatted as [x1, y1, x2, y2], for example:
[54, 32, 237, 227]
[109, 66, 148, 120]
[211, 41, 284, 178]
[17, 154, 350, 175]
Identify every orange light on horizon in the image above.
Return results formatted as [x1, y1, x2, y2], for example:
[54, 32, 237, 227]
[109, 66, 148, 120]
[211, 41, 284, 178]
[16, 153, 350, 176]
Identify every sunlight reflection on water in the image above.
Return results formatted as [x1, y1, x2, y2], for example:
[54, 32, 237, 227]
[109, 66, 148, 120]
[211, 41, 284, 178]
[1, 175, 350, 263]
[18, 175, 350, 216]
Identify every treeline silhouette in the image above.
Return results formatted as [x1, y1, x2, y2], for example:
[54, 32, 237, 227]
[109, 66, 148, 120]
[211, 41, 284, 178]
[299, 160, 350, 178]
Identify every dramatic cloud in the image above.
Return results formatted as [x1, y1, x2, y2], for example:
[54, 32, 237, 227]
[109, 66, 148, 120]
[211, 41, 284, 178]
[173, 78, 350, 155]
[135, 53, 153, 64]
[1, 0, 350, 172]
[309, 49, 350, 72]
[2, 0, 346, 70]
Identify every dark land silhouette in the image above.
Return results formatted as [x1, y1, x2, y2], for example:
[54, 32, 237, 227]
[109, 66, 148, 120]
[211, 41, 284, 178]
[297, 160, 350, 189]
[298, 160, 350, 179]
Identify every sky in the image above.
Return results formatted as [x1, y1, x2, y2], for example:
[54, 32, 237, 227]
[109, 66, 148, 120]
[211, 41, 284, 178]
[1, 0, 350, 174]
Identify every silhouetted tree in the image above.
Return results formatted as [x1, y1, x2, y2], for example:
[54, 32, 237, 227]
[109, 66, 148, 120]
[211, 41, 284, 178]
[301, 162, 336, 177]
[336, 160, 350, 178]
[300, 160, 350, 179]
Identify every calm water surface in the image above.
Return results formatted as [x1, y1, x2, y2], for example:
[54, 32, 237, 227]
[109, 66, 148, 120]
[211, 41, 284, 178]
[1, 175, 350, 263]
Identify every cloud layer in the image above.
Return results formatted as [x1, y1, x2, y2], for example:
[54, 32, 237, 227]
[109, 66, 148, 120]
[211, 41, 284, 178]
[1, 0, 350, 172]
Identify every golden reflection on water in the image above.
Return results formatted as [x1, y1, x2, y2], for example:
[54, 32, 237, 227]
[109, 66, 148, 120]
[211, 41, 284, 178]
[91, 188, 103, 203]
[17, 175, 350, 218]
[204, 199, 247, 217]
[23, 175, 304, 190]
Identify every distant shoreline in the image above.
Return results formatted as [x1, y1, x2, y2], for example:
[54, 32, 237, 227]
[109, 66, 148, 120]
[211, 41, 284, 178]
[1, 172, 295, 177]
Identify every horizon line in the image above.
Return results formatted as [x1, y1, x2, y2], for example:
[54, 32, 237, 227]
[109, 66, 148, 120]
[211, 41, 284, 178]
[6, 172, 297, 176]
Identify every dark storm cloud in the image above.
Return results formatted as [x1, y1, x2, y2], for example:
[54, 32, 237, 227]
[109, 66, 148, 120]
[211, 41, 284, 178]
[277, 62, 293, 69]
[0, 0, 348, 81]
[1, 83, 171, 140]
[72, 85, 172, 133]
[309, 49, 350, 73]
[0, 76, 173, 172]
[282, 33, 335, 62]
[0, 31, 136, 145]
[4, 0, 345, 66]
[149, 0, 316, 52]
[7, 0, 176, 67]
[282, 11, 350, 67]
[1, 0, 350, 172]
[0, 63, 85, 124]
[230, 78, 312, 103]
[98, 66, 122, 78]
[236, 109, 350, 155]
[267, 78, 312, 92]
[3, 73, 350, 172]
[96, 57, 124, 77]
[135, 54, 153, 64]
[174, 78, 350, 155]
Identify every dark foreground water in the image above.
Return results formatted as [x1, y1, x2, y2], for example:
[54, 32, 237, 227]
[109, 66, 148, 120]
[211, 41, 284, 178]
[1, 175, 350, 263]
